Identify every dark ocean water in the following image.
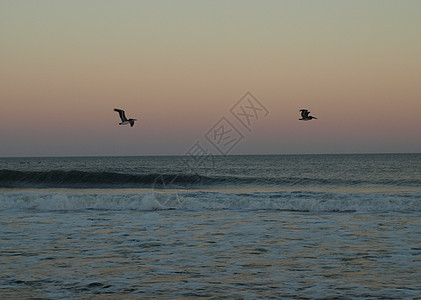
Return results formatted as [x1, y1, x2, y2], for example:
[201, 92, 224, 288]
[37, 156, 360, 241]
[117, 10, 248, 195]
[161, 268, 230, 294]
[1, 154, 420, 190]
[1, 154, 420, 298]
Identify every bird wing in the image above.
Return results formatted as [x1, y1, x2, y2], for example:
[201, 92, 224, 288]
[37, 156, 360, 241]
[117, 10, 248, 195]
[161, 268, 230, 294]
[300, 109, 308, 118]
[114, 109, 128, 122]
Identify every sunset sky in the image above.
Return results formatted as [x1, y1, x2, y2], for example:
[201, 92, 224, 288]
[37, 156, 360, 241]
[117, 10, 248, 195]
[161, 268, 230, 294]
[1, 0, 420, 157]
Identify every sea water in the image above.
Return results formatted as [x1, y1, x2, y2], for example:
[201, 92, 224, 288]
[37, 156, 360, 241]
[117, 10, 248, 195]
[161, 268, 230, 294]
[1, 154, 420, 298]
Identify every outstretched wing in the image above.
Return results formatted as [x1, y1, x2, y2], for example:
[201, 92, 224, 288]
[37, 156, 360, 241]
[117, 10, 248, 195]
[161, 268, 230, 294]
[114, 108, 128, 122]
[300, 109, 309, 118]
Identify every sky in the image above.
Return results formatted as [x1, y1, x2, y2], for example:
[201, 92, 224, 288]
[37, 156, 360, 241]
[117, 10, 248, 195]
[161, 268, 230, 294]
[1, 0, 420, 157]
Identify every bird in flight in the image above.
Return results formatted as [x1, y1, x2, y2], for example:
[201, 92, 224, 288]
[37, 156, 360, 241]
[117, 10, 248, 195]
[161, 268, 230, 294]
[299, 109, 317, 121]
[114, 108, 137, 127]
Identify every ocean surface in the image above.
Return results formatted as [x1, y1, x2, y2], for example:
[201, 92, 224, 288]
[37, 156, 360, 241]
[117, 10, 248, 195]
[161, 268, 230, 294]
[1, 154, 420, 298]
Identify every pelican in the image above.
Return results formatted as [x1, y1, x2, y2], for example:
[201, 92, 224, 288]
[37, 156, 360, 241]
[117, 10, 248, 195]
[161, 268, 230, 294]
[299, 109, 317, 121]
[114, 108, 137, 127]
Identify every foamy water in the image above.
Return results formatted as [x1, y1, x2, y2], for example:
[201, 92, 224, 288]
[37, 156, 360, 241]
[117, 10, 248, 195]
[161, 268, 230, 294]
[1, 190, 421, 213]
[1, 207, 420, 298]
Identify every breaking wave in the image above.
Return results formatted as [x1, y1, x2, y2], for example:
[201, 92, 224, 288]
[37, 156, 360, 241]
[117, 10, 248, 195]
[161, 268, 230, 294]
[1, 169, 420, 189]
[1, 191, 420, 213]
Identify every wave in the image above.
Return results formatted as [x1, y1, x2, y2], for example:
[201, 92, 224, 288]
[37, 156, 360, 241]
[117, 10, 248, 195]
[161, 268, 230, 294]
[1, 191, 420, 213]
[0, 170, 204, 188]
[1, 169, 420, 189]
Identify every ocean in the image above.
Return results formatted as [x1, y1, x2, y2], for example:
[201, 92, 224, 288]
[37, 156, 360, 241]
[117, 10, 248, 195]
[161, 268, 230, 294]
[1, 154, 420, 298]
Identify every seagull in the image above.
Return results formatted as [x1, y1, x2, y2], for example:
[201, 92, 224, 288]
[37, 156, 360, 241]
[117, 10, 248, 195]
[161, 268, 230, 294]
[299, 109, 317, 121]
[114, 108, 137, 127]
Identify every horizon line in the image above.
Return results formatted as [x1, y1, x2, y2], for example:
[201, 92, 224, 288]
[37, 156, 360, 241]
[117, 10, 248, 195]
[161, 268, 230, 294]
[1, 152, 420, 159]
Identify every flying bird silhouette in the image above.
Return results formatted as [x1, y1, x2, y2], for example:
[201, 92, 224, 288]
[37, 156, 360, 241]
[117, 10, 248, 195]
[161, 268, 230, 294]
[114, 108, 137, 127]
[299, 109, 317, 121]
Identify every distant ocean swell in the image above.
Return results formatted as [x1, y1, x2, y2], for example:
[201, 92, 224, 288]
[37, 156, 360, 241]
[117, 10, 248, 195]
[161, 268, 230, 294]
[1, 191, 420, 213]
[1, 169, 420, 188]
[0, 170, 202, 188]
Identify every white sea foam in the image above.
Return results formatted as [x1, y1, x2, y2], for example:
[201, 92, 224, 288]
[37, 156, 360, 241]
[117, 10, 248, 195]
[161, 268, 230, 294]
[1, 191, 420, 213]
[0, 192, 163, 211]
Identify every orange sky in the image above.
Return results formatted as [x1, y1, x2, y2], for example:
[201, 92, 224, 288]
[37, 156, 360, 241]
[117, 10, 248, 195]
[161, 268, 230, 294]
[1, 0, 420, 156]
